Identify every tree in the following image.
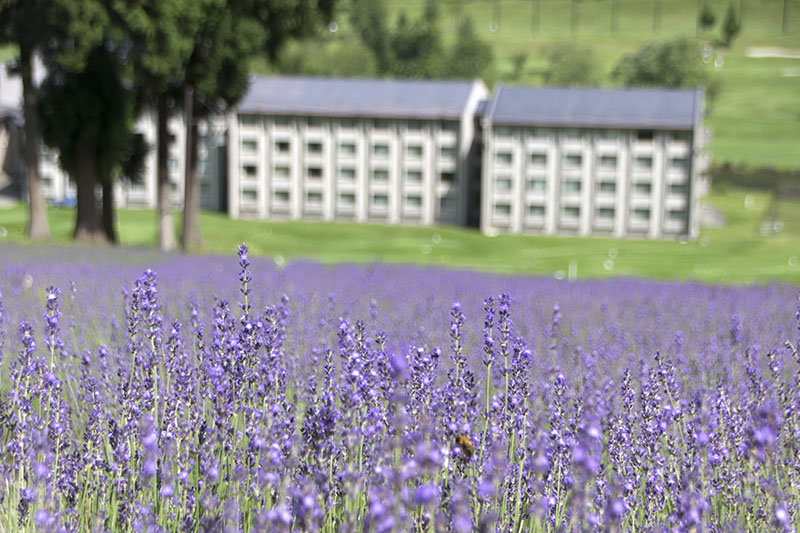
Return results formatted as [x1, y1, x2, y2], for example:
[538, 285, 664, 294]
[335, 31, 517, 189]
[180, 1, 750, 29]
[441, 16, 494, 80]
[389, 11, 442, 78]
[119, 1, 202, 251]
[543, 43, 599, 87]
[0, 0, 57, 239]
[612, 37, 719, 112]
[721, 2, 741, 47]
[39, 46, 135, 242]
[179, 0, 336, 250]
[699, 3, 716, 33]
[351, 0, 392, 75]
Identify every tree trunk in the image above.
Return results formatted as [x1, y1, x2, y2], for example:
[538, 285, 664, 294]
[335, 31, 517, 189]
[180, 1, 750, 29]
[73, 143, 106, 242]
[157, 96, 176, 251]
[20, 43, 50, 240]
[181, 86, 202, 250]
[102, 179, 117, 243]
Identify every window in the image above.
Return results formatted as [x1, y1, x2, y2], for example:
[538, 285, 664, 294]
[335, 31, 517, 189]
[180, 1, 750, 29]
[634, 182, 652, 194]
[274, 116, 290, 126]
[637, 130, 654, 141]
[372, 193, 388, 207]
[597, 207, 615, 219]
[495, 126, 512, 138]
[274, 190, 290, 203]
[306, 191, 323, 205]
[599, 129, 619, 141]
[241, 139, 257, 153]
[563, 180, 581, 193]
[494, 203, 511, 216]
[338, 192, 355, 207]
[275, 140, 290, 153]
[274, 165, 290, 178]
[373, 119, 389, 130]
[671, 131, 690, 142]
[528, 127, 548, 139]
[528, 205, 545, 217]
[440, 146, 457, 159]
[339, 167, 355, 180]
[339, 118, 357, 129]
[407, 120, 424, 131]
[670, 158, 689, 172]
[405, 195, 422, 208]
[307, 118, 324, 128]
[243, 164, 257, 178]
[373, 169, 389, 182]
[563, 128, 581, 139]
[495, 177, 512, 191]
[563, 206, 580, 218]
[307, 142, 323, 154]
[669, 183, 688, 195]
[373, 144, 389, 157]
[564, 154, 582, 168]
[441, 121, 458, 132]
[599, 155, 617, 169]
[440, 171, 455, 184]
[632, 208, 651, 220]
[530, 153, 547, 167]
[635, 156, 653, 170]
[406, 145, 423, 158]
[169, 157, 179, 171]
[240, 115, 258, 126]
[495, 152, 512, 165]
[528, 179, 546, 193]
[307, 167, 323, 179]
[406, 170, 422, 183]
[339, 142, 356, 156]
[599, 182, 616, 194]
[242, 189, 257, 202]
[669, 209, 687, 221]
[440, 196, 458, 212]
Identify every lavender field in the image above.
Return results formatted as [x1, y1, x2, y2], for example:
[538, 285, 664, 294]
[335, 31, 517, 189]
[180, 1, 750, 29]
[0, 243, 799, 532]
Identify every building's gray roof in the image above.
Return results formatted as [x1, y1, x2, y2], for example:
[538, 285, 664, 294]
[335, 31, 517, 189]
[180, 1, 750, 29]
[487, 85, 703, 130]
[238, 76, 481, 120]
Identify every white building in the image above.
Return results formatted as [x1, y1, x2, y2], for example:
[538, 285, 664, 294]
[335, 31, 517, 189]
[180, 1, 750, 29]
[116, 111, 226, 212]
[5, 70, 712, 241]
[480, 86, 708, 239]
[227, 76, 488, 226]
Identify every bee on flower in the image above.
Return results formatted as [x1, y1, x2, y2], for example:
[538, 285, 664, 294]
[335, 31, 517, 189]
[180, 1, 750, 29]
[455, 434, 475, 461]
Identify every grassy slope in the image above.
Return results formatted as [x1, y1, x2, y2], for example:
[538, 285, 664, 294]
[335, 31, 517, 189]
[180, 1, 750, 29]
[1, 185, 798, 284]
[304, 0, 800, 170]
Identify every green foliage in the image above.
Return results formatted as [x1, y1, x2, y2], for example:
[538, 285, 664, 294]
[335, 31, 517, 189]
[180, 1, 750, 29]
[721, 2, 741, 47]
[542, 42, 599, 87]
[2, 184, 799, 283]
[699, 2, 716, 32]
[510, 51, 528, 80]
[441, 16, 494, 80]
[277, 36, 377, 77]
[38, 47, 135, 183]
[389, 11, 443, 78]
[612, 37, 718, 111]
[350, 0, 392, 74]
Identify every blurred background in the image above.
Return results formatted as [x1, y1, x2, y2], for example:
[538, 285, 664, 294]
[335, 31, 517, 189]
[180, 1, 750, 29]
[0, 0, 798, 283]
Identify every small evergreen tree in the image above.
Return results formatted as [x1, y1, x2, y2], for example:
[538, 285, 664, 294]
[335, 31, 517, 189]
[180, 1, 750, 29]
[699, 3, 716, 33]
[543, 43, 599, 87]
[721, 2, 741, 47]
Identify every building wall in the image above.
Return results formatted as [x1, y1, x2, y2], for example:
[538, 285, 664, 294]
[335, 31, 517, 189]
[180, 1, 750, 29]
[481, 125, 696, 239]
[116, 112, 226, 212]
[228, 114, 475, 227]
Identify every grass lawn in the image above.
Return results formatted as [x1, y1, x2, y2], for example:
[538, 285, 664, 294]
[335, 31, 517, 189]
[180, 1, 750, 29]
[1, 184, 798, 284]
[298, 0, 800, 170]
